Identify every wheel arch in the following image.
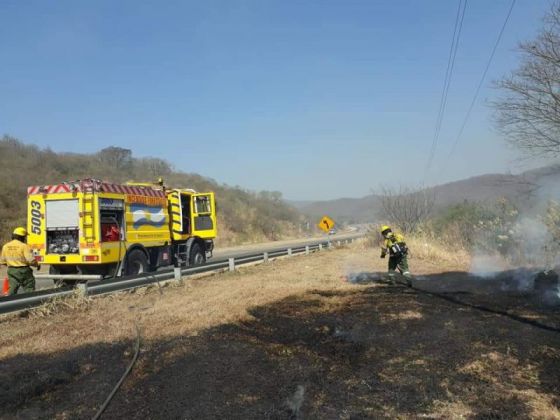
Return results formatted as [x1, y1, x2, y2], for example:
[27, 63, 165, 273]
[188, 236, 205, 250]
[124, 243, 150, 265]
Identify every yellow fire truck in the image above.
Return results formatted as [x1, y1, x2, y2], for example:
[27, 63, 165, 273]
[26, 179, 216, 282]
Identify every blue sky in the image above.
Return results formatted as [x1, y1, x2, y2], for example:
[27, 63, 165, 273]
[0, 0, 554, 200]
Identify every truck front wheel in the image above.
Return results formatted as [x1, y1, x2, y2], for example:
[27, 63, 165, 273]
[189, 243, 206, 266]
[125, 249, 149, 276]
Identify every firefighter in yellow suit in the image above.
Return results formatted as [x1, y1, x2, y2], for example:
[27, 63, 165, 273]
[380, 225, 411, 285]
[0, 227, 38, 295]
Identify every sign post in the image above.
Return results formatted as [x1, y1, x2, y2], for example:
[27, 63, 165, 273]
[318, 215, 336, 249]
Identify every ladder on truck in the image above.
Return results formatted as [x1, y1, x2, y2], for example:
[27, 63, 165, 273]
[81, 181, 96, 245]
[175, 243, 189, 267]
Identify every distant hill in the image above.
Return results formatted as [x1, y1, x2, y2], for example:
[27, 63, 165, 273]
[0, 136, 302, 246]
[292, 164, 560, 223]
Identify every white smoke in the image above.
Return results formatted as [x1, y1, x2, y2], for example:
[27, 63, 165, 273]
[470, 214, 557, 274]
[286, 385, 305, 418]
[469, 253, 509, 278]
[511, 217, 554, 268]
[508, 268, 540, 292]
[341, 251, 383, 284]
[467, 175, 560, 303]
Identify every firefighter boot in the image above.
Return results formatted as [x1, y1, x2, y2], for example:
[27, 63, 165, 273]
[402, 271, 412, 287]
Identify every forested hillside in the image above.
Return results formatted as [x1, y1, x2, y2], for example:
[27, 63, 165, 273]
[0, 136, 302, 245]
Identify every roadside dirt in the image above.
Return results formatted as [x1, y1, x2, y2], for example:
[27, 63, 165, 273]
[0, 232, 344, 291]
[1, 243, 559, 419]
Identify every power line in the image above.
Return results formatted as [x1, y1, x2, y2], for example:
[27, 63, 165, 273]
[433, 0, 467, 150]
[425, 0, 468, 176]
[448, 0, 516, 157]
[428, 0, 462, 168]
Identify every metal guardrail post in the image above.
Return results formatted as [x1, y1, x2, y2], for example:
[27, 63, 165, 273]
[174, 266, 182, 282]
[328, 241, 333, 249]
[319, 244, 323, 251]
[288, 248, 292, 257]
[76, 283, 88, 297]
[228, 258, 235, 272]
[263, 252, 269, 262]
[305, 245, 309, 255]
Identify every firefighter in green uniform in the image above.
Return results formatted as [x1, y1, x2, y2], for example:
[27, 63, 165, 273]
[0, 227, 39, 295]
[380, 225, 411, 285]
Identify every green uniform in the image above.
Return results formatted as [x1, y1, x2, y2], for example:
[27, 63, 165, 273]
[6, 266, 35, 294]
[0, 239, 37, 295]
[380, 232, 410, 278]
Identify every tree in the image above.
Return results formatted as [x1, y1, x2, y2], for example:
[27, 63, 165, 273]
[378, 186, 436, 234]
[137, 157, 172, 178]
[97, 146, 133, 169]
[493, 5, 560, 157]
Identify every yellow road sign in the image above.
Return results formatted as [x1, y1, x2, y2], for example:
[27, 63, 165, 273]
[318, 215, 335, 233]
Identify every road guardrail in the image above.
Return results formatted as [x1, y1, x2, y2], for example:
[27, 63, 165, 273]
[0, 235, 362, 315]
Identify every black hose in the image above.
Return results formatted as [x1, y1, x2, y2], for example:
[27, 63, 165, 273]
[92, 324, 141, 420]
[396, 279, 560, 334]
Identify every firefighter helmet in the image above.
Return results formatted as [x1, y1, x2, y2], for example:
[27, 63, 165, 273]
[13, 227, 28, 237]
[380, 225, 392, 235]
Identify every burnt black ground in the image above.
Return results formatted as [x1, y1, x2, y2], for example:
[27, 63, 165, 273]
[2, 275, 559, 419]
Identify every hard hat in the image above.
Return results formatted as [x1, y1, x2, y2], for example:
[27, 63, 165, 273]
[380, 225, 392, 235]
[13, 227, 28, 236]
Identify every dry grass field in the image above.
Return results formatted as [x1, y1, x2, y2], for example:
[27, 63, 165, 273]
[1, 241, 559, 419]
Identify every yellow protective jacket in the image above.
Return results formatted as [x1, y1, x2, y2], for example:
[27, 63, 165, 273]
[0, 239, 37, 267]
[381, 233, 406, 257]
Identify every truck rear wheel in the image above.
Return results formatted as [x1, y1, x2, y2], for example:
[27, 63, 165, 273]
[125, 249, 149, 276]
[189, 243, 206, 266]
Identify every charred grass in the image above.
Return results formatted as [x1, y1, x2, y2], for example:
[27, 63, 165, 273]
[1, 243, 559, 419]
